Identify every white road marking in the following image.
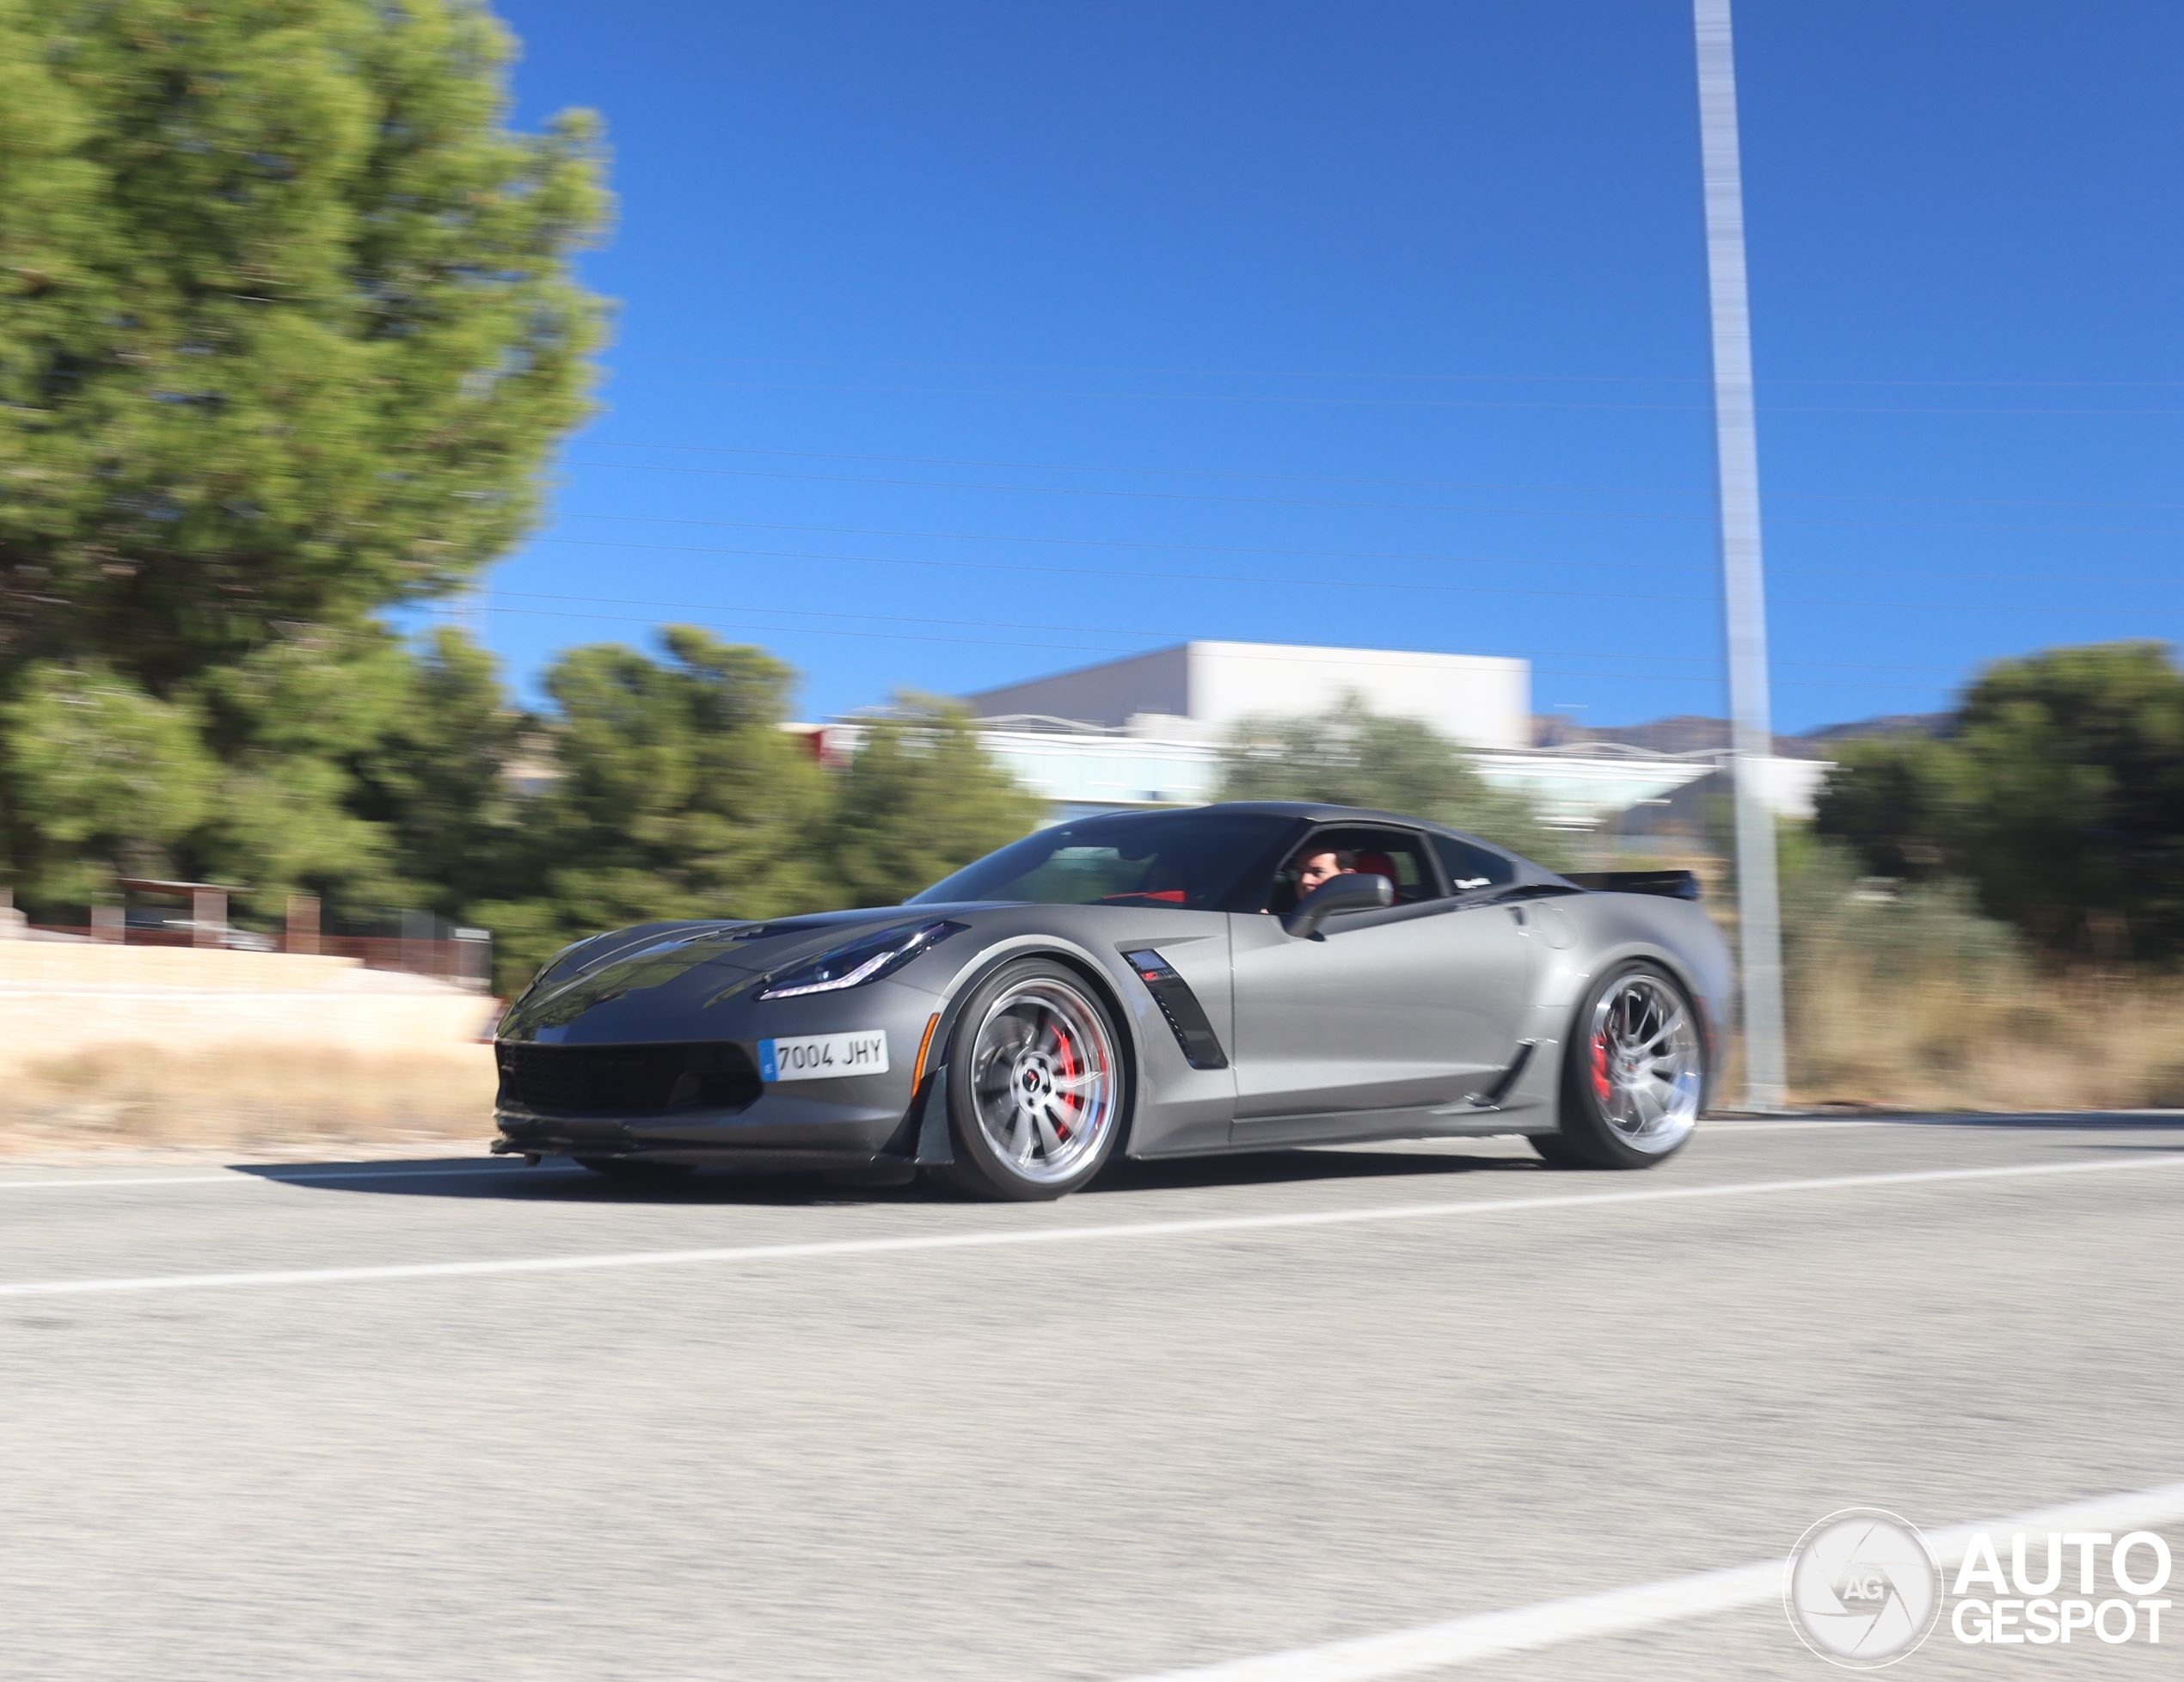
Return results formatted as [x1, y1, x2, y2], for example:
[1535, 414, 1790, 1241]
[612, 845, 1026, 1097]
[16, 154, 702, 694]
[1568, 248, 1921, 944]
[0, 1161, 567, 1193]
[0, 1111, 2144, 1194]
[1706, 1114, 2183, 1133]
[1116, 1479, 2184, 1680]
[1694, 1118, 1895, 1133]
[0, 1151, 2177, 1300]
[0, 1173, 255, 1191]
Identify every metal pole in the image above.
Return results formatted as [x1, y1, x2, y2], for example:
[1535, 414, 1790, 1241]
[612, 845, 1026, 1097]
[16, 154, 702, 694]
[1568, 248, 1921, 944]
[1692, 0, 1788, 1108]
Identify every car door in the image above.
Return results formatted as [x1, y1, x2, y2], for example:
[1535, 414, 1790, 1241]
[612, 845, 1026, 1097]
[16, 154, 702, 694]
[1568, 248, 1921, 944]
[1227, 828, 1534, 1133]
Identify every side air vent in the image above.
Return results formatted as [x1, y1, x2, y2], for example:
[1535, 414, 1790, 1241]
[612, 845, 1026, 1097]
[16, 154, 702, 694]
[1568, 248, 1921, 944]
[1123, 949, 1229, 1071]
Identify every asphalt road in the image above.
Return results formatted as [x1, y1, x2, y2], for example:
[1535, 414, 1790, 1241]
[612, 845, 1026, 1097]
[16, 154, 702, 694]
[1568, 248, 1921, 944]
[2, 1114, 2180, 1680]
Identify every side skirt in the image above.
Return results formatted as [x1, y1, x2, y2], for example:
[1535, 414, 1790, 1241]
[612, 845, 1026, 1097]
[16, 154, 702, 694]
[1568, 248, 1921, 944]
[1180, 1106, 1556, 1157]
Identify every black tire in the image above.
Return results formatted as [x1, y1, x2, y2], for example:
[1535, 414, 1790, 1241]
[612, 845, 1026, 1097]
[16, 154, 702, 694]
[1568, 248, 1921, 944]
[1525, 1132, 1584, 1168]
[1530, 961, 1704, 1170]
[574, 1156, 697, 1182]
[938, 957, 1131, 1201]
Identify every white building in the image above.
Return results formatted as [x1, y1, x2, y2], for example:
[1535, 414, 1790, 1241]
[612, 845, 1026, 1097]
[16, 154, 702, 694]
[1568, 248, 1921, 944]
[966, 640, 1532, 752]
[950, 717, 1825, 832]
[819, 640, 1828, 835]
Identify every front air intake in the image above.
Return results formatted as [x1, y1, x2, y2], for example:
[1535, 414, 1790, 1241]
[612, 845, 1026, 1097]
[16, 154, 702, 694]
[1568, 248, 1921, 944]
[495, 1042, 762, 1118]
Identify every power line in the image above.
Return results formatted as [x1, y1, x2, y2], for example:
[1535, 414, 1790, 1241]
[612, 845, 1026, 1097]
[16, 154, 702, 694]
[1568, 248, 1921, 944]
[482, 603, 1942, 693]
[606, 353, 2184, 390]
[564, 456, 1723, 517]
[491, 588, 1981, 676]
[556, 510, 1732, 570]
[531, 533, 1708, 602]
[560, 457, 2184, 542]
[549, 512, 2184, 584]
[574, 439, 2184, 512]
[527, 532, 2184, 607]
[563, 510, 1723, 575]
[634, 372, 2184, 418]
[580, 439, 1721, 496]
[550, 508, 2181, 584]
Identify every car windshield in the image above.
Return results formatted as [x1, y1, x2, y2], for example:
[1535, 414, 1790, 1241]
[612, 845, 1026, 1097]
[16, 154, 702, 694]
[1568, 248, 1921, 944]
[909, 811, 1294, 910]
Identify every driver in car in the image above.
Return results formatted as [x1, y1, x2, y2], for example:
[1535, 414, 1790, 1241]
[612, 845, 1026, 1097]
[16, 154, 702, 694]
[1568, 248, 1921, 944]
[1292, 846, 1354, 896]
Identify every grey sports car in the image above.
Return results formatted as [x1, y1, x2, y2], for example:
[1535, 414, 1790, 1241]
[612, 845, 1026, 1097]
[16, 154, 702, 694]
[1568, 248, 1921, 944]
[490, 801, 1732, 1199]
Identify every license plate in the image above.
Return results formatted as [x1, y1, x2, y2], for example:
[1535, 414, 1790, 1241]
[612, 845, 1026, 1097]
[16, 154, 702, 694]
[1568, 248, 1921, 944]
[758, 1030, 889, 1083]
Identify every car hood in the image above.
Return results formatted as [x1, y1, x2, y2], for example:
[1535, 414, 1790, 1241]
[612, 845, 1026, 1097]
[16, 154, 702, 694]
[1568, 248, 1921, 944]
[498, 905, 985, 1042]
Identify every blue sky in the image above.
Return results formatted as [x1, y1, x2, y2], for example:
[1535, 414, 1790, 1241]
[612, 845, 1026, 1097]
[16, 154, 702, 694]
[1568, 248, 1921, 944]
[482, 0, 2181, 734]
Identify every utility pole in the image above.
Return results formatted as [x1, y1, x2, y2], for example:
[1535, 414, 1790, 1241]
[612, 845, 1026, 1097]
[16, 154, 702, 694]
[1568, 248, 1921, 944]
[1692, 0, 1788, 1108]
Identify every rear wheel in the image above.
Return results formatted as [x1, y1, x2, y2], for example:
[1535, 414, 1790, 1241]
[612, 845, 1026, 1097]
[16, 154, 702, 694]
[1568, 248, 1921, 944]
[939, 959, 1129, 1201]
[1530, 964, 1703, 1169]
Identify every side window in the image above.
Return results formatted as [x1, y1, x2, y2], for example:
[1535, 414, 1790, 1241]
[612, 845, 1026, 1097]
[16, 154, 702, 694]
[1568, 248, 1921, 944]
[1269, 826, 1443, 912]
[1353, 836, 1433, 904]
[1432, 833, 1517, 893]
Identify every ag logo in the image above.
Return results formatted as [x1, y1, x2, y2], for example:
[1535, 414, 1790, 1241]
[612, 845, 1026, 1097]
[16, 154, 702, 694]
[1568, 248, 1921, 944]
[1783, 1508, 1943, 1668]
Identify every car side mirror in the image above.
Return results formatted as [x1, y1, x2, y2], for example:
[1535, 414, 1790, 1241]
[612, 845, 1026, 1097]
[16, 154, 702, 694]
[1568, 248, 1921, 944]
[1281, 872, 1394, 939]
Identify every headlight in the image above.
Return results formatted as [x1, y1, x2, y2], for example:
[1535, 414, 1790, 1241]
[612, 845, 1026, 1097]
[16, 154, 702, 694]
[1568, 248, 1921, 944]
[757, 920, 966, 1000]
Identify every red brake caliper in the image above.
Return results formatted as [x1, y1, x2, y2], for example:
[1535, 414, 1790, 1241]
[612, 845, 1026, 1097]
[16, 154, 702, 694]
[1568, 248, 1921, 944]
[1052, 1028, 1077, 1141]
[1591, 1031, 1612, 1103]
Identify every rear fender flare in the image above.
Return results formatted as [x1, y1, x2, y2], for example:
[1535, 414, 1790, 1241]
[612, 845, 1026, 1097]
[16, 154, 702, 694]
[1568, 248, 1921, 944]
[1536, 942, 1718, 1120]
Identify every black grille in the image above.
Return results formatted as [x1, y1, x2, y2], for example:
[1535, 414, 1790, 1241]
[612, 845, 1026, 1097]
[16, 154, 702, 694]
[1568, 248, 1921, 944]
[495, 1042, 762, 1118]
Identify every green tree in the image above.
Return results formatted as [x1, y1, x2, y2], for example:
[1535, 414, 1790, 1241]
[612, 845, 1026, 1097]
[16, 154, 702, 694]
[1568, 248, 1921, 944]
[1217, 692, 1575, 869]
[178, 623, 411, 919]
[823, 697, 1041, 905]
[0, 659, 216, 902]
[0, 0, 609, 688]
[346, 627, 526, 918]
[0, 0, 606, 926]
[475, 628, 838, 983]
[1816, 642, 2184, 959]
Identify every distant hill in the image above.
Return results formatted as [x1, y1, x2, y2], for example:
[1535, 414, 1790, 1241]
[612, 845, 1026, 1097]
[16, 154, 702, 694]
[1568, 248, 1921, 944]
[1532, 711, 1949, 758]
[1795, 713, 1952, 748]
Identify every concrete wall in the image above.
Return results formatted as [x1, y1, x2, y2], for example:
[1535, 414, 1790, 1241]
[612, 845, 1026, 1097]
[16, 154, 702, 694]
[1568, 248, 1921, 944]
[0, 940, 497, 1074]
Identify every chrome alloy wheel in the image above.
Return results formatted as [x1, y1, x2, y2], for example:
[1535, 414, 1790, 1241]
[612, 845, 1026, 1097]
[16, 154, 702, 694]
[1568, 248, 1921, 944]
[1586, 973, 1702, 1153]
[966, 977, 1119, 1184]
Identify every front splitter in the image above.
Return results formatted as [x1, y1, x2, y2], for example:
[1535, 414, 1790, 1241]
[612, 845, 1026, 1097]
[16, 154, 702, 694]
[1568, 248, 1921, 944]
[490, 1133, 920, 1182]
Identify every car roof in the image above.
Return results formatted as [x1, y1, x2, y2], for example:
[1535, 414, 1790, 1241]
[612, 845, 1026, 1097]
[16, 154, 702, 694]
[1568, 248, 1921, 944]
[1185, 798, 1458, 832]
[1171, 801, 1538, 861]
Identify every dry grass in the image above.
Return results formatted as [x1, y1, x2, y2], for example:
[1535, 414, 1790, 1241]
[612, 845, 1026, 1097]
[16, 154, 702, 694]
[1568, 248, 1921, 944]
[1788, 966, 2184, 1112]
[1775, 853, 2184, 1111]
[0, 1043, 498, 1155]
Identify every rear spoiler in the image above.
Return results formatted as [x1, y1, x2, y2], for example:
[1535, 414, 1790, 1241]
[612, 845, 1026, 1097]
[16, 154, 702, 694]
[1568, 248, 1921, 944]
[1563, 870, 1701, 901]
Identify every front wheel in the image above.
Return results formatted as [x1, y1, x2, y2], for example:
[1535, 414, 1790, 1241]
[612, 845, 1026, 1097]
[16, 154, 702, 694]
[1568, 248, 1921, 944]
[1530, 963, 1704, 1169]
[937, 959, 1129, 1200]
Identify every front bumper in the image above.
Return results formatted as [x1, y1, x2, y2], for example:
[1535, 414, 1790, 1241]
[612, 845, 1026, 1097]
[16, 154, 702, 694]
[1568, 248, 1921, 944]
[490, 973, 945, 1170]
